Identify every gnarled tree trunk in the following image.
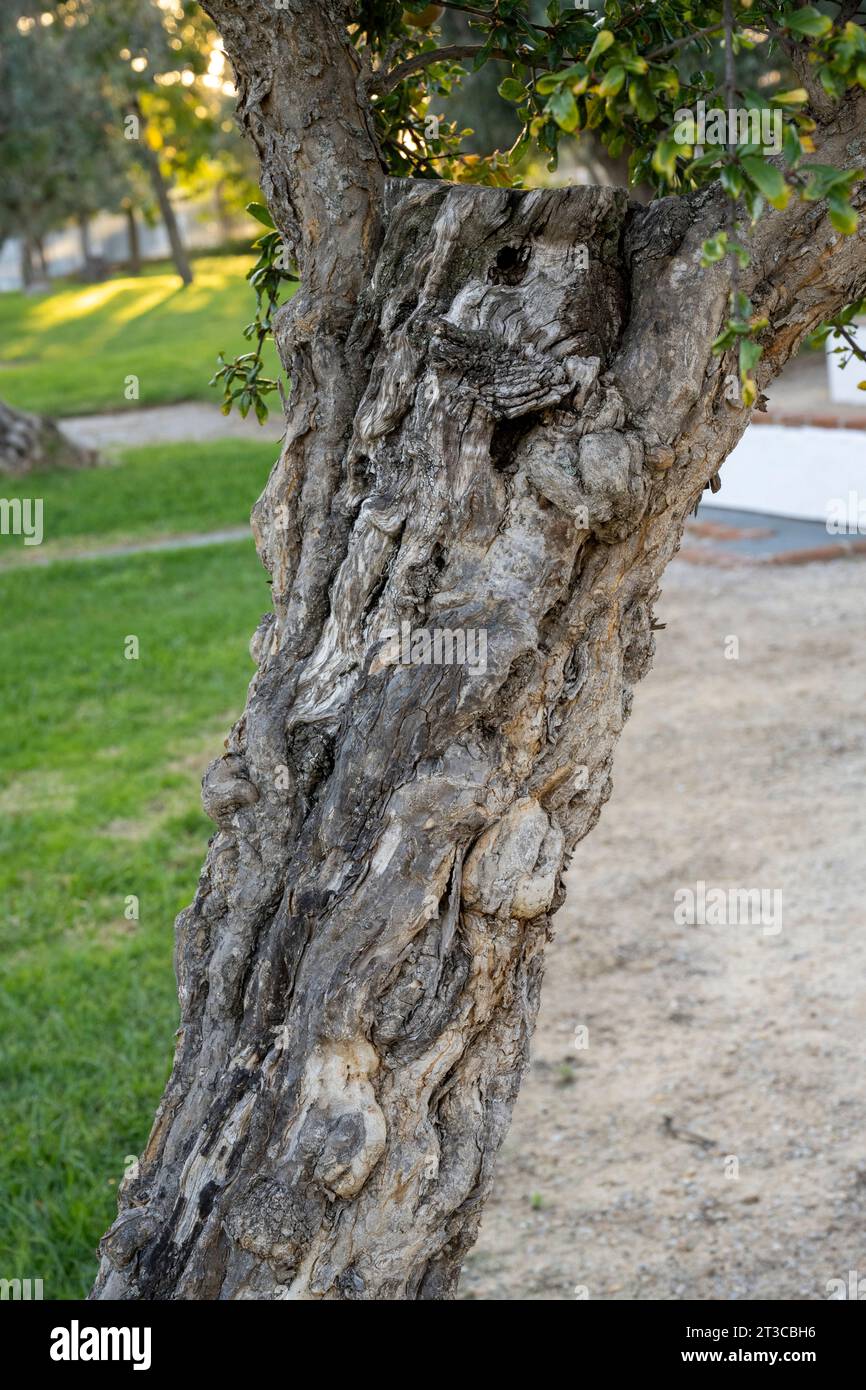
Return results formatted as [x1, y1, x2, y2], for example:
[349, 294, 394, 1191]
[92, 2, 866, 1301]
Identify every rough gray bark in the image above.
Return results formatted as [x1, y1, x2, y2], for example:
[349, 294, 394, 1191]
[0, 397, 96, 476]
[92, 2, 866, 1301]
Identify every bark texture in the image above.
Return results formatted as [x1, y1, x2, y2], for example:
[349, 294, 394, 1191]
[0, 397, 96, 477]
[92, 4, 866, 1300]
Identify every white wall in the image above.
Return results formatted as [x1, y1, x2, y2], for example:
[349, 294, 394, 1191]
[703, 423, 866, 522]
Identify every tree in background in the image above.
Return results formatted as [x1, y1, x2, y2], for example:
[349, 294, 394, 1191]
[92, 1, 866, 1301]
[0, 11, 126, 282]
[0, 1, 258, 288]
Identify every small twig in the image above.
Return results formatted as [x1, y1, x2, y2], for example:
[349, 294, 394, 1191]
[371, 42, 548, 95]
[662, 1115, 717, 1150]
[439, 1, 557, 32]
[647, 23, 726, 60]
[834, 324, 866, 362]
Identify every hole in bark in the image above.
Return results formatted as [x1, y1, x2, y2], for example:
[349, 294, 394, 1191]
[489, 415, 536, 472]
[488, 243, 530, 286]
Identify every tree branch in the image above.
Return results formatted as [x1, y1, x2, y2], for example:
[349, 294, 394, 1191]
[370, 43, 538, 95]
[617, 87, 866, 448]
[833, 323, 866, 361]
[200, 0, 384, 316]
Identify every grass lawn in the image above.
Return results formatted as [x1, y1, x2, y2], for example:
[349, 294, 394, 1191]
[0, 438, 276, 568]
[0, 539, 270, 1298]
[0, 255, 285, 417]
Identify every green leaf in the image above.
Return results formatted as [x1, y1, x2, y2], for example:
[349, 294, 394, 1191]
[597, 66, 626, 98]
[472, 33, 497, 72]
[801, 163, 863, 200]
[739, 339, 763, 376]
[784, 7, 833, 38]
[586, 29, 615, 66]
[536, 64, 585, 95]
[742, 156, 790, 210]
[818, 65, 846, 99]
[828, 193, 858, 235]
[651, 138, 679, 181]
[247, 202, 275, 229]
[783, 123, 802, 166]
[701, 232, 728, 265]
[771, 88, 809, 105]
[547, 87, 579, 132]
[498, 77, 527, 102]
[720, 164, 744, 200]
[585, 94, 605, 129]
[508, 131, 532, 165]
[628, 78, 657, 123]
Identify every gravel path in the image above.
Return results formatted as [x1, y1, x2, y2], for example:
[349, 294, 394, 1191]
[0, 527, 252, 570]
[60, 402, 285, 449]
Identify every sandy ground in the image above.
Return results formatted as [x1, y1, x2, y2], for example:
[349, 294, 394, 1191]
[462, 554, 866, 1301]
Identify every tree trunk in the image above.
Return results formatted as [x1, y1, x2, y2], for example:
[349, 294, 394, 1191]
[124, 204, 141, 275]
[134, 104, 193, 287]
[34, 235, 49, 278]
[78, 212, 92, 268]
[92, 4, 866, 1301]
[214, 179, 233, 244]
[19, 236, 35, 289]
[0, 398, 97, 476]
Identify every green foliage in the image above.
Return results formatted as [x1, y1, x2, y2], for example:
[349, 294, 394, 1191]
[0, 10, 127, 245]
[806, 297, 866, 390]
[0, 2, 255, 254]
[210, 205, 297, 422]
[217, 2, 866, 417]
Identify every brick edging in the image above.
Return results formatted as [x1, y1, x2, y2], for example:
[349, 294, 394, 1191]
[754, 409, 866, 431]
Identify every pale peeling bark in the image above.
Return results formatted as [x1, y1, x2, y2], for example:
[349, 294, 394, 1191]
[92, 5, 866, 1301]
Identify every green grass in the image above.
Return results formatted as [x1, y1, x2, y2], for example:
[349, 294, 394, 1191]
[0, 255, 284, 416]
[0, 438, 276, 566]
[0, 540, 271, 1298]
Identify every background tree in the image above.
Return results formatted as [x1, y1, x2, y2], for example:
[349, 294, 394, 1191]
[94, 0, 866, 1301]
[0, 2, 256, 288]
[0, 11, 127, 279]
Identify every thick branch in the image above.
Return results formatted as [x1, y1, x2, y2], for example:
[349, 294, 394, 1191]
[616, 87, 866, 447]
[200, 0, 384, 317]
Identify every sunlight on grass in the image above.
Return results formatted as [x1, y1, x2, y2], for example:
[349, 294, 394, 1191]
[28, 279, 148, 329]
[0, 256, 284, 416]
